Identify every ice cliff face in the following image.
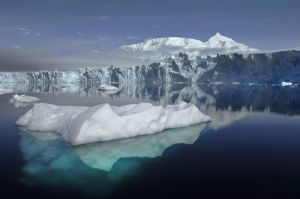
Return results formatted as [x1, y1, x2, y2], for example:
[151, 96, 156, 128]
[0, 50, 299, 86]
[0, 53, 216, 86]
[198, 50, 300, 84]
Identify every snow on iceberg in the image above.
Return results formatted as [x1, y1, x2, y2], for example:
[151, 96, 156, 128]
[10, 94, 40, 103]
[98, 84, 118, 91]
[16, 101, 210, 145]
[281, 81, 293, 87]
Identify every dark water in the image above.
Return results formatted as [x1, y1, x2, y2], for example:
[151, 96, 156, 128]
[1, 83, 300, 198]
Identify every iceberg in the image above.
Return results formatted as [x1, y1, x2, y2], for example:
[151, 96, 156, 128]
[98, 84, 119, 91]
[10, 94, 40, 108]
[10, 94, 40, 103]
[281, 81, 293, 87]
[16, 101, 210, 145]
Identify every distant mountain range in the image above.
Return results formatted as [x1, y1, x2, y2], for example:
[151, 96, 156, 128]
[120, 33, 259, 61]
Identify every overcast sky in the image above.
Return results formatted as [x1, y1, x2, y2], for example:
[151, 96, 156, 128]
[0, 0, 299, 70]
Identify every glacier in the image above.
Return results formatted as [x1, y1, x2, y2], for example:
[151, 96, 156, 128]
[16, 101, 210, 145]
[0, 54, 216, 86]
[1, 50, 299, 92]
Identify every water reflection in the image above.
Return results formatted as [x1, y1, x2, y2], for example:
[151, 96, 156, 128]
[2, 82, 300, 115]
[10, 81, 300, 197]
[19, 123, 208, 195]
[1, 78, 298, 198]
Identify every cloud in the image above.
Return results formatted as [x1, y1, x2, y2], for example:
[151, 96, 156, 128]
[92, 49, 100, 53]
[96, 35, 111, 41]
[0, 27, 43, 37]
[0, 36, 144, 71]
[70, 15, 111, 23]
[15, 27, 33, 35]
[96, 15, 111, 21]
[35, 32, 42, 37]
[127, 36, 141, 41]
[0, 35, 147, 71]
[0, 27, 33, 35]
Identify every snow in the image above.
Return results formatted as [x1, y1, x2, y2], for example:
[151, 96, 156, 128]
[281, 81, 293, 87]
[205, 32, 235, 48]
[120, 33, 259, 57]
[0, 89, 12, 95]
[16, 101, 210, 145]
[98, 84, 118, 91]
[10, 94, 40, 103]
[120, 37, 205, 52]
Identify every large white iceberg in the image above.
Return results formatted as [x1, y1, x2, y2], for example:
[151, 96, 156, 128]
[10, 94, 40, 103]
[16, 101, 210, 145]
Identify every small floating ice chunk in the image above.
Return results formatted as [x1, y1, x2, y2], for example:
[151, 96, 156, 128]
[16, 101, 210, 145]
[281, 81, 293, 87]
[98, 84, 118, 91]
[10, 94, 40, 103]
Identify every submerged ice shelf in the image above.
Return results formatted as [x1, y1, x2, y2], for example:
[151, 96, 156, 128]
[74, 123, 207, 171]
[19, 122, 208, 194]
[16, 101, 210, 145]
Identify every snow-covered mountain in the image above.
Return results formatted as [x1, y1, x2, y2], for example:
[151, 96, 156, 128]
[204, 32, 255, 51]
[121, 37, 206, 52]
[120, 32, 259, 61]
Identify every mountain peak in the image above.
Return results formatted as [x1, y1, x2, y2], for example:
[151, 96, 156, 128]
[206, 33, 235, 45]
[214, 32, 222, 37]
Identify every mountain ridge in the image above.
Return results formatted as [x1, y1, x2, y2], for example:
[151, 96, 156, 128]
[120, 33, 259, 60]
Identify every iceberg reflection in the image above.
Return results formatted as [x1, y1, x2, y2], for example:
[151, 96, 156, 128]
[19, 123, 208, 195]
[74, 124, 207, 171]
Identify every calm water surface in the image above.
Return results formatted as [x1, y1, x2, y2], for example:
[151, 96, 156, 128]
[1, 83, 300, 198]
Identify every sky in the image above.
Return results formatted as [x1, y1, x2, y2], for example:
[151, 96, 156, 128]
[0, 0, 299, 70]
